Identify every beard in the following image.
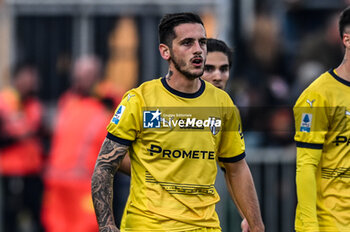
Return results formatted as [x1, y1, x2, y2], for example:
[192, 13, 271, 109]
[170, 52, 204, 80]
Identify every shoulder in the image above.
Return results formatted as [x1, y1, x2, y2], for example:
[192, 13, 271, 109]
[134, 78, 161, 93]
[203, 80, 234, 106]
[118, 78, 162, 108]
[304, 71, 329, 92]
[123, 78, 160, 96]
[294, 71, 330, 107]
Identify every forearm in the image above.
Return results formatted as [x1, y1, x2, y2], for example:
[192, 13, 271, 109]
[91, 138, 129, 231]
[295, 147, 321, 230]
[224, 173, 244, 218]
[225, 160, 264, 232]
[224, 173, 250, 232]
[91, 164, 117, 229]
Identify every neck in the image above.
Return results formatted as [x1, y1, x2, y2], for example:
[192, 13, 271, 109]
[165, 70, 201, 94]
[335, 50, 350, 82]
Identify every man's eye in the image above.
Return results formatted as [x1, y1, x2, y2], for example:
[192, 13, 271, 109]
[200, 40, 207, 46]
[204, 66, 214, 72]
[220, 66, 229, 72]
[182, 40, 192, 46]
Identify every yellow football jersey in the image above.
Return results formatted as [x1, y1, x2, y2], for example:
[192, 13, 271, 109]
[294, 69, 350, 232]
[107, 78, 245, 232]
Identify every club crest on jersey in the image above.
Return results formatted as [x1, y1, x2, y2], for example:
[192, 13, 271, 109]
[300, 113, 312, 132]
[143, 109, 161, 128]
[111, 105, 126, 125]
[210, 117, 221, 135]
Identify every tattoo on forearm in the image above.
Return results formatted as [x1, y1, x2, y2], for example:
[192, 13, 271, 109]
[91, 138, 129, 229]
[166, 70, 173, 80]
[100, 225, 119, 232]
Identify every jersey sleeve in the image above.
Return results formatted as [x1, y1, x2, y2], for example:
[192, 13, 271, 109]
[106, 90, 142, 146]
[294, 89, 328, 231]
[218, 100, 245, 163]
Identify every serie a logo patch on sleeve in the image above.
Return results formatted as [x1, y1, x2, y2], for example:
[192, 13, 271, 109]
[111, 105, 126, 125]
[300, 113, 312, 132]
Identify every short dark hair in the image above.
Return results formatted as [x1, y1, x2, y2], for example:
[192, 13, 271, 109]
[339, 6, 350, 39]
[158, 12, 204, 47]
[207, 38, 233, 68]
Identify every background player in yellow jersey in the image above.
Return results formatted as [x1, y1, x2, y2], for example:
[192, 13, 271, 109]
[91, 12, 264, 232]
[201, 38, 249, 232]
[294, 6, 350, 232]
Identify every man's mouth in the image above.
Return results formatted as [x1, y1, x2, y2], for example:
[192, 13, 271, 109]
[191, 57, 203, 67]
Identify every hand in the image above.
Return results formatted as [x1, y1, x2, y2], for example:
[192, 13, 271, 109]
[249, 223, 265, 232]
[241, 218, 250, 232]
[100, 225, 120, 232]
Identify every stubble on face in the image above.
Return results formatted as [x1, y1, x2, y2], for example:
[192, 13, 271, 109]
[169, 48, 205, 80]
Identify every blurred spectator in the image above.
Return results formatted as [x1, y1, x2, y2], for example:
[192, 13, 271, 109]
[0, 63, 44, 231]
[235, 14, 293, 146]
[41, 55, 114, 232]
[292, 12, 344, 99]
[236, 14, 291, 106]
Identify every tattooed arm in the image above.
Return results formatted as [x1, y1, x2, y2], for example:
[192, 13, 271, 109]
[91, 137, 129, 232]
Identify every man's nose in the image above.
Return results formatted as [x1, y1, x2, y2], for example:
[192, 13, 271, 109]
[193, 41, 203, 54]
[212, 70, 222, 80]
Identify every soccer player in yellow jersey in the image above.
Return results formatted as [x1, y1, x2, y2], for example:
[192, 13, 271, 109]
[201, 38, 249, 232]
[294, 6, 350, 232]
[91, 12, 264, 232]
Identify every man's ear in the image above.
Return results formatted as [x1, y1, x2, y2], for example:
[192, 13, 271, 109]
[159, 44, 171, 60]
[343, 33, 350, 48]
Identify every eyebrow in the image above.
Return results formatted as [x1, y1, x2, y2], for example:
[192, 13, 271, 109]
[180, 38, 195, 42]
[180, 37, 207, 42]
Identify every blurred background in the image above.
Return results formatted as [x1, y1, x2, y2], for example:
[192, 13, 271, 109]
[0, 0, 348, 231]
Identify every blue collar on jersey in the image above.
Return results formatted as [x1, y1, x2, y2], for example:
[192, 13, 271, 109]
[329, 69, 350, 87]
[161, 77, 205, 98]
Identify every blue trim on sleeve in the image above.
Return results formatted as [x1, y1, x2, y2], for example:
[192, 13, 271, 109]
[106, 132, 133, 146]
[218, 152, 246, 163]
[296, 141, 323, 149]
